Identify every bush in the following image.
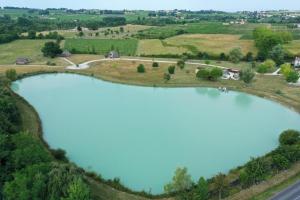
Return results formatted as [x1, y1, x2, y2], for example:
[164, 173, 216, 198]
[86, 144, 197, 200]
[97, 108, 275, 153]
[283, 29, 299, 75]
[229, 48, 243, 63]
[257, 59, 276, 74]
[286, 71, 300, 83]
[240, 68, 255, 84]
[210, 67, 223, 81]
[152, 62, 159, 68]
[41, 41, 62, 58]
[163, 73, 171, 81]
[280, 63, 292, 77]
[137, 64, 145, 73]
[177, 60, 185, 69]
[168, 65, 176, 74]
[279, 130, 300, 146]
[5, 69, 17, 81]
[196, 68, 210, 80]
[196, 67, 223, 81]
[205, 60, 210, 65]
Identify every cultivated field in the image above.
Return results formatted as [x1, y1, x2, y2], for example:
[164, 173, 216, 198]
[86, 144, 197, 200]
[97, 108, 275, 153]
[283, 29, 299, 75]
[284, 40, 300, 55]
[137, 34, 257, 56]
[0, 40, 67, 65]
[64, 38, 138, 55]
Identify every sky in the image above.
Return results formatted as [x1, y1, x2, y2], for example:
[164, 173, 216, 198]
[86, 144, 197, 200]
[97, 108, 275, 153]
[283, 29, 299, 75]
[1, 0, 300, 11]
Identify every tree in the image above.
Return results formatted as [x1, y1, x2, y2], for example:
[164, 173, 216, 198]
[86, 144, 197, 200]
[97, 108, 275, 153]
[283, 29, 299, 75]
[279, 130, 300, 146]
[63, 178, 90, 200]
[177, 60, 185, 69]
[41, 42, 62, 58]
[257, 59, 276, 74]
[193, 177, 209, 200]
[78, 31, 84, 37]
[244, 157, 271, 184]
[210, 67, 223, 81]
[137, 64, 145, 73]
[240, 68, 255, 84]
[164, 167, 193, 193]
[213, 173, 228, 200]
[5, 69, 17, 81]
[77, 26, 82, 32]
[219, 53, 226, 61]
[280, 63, 293, 77]
[196, 68, 210, 80]
[286, 71, 300, 83]
[245, 52, 254, 62]
[163, 73, 171, 81]
[272, 154, 290, 171]
[269, 44, 285, 65]
[152, 62, 159, 68]
[27, 30, 36, 39]
[168, 65, 176, 74]
[228, 48, 243, 63]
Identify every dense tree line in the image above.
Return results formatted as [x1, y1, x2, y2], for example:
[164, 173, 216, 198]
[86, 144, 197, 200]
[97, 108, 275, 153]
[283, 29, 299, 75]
[0, 77, 91, 200]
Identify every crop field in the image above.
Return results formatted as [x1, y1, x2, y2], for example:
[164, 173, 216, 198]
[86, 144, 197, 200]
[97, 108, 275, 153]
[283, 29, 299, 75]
[135, 22, 268, 39]
[0, 39, 67, 65]
[64, 39, 138, 55]
[283, 40, 300, 55]
[137, 34, 257, 56]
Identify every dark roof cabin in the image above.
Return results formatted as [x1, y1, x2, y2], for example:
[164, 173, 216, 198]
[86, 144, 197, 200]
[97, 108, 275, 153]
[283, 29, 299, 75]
[107, 51, 120, 59]
[60, 50, 72, 57]
[16, 57, 30, 65]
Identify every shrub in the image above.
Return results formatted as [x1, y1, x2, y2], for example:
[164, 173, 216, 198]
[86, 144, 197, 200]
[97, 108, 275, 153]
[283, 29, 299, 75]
[229, 48, 243, 63]
[286, 71, 300, 83]
[257, 59, 276, 74]
[163, 73, 171, 81]
[272, 154, 290, 171]
[41, 41, 62, 58]
[205, 60, 210, 65]
[177, 60, 185, 69]
[5, 69, 17, 81]
[240, 68, 255, 84]
[168, 65, 176, 74]
[279, 130, 300, 146]
[196, 68, 210, 80]
[210, 67, 223, 81]
[245, 52, 254, 62]
[137, 64, 145, 73]
[280, 63, 292, 77]
[152, 62, 159, 68]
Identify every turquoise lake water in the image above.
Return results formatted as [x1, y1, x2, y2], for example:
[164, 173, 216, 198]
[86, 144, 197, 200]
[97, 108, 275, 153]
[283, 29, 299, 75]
[12, 73, 300, 194]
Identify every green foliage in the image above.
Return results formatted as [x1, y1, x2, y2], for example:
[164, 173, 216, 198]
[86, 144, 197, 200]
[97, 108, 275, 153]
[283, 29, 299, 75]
[152, 62, 159, 68]
[41, 41, 62, 58]
[257, 59, 276, 73]
[286, 71, 300, 83]
[245, 52, 254, 62]
[196, 67, 223, 81]
[193, 177, 209, 200]
[280, 63, 293, 77]
[228, 48, 243, 63]
[253, 27, 292, 59]
[213, 173, 228, 200]
[63, 178, 91, 200]
[164, 167, 193, 194]
[163, 73, 171, 81]
[240, 68, 255, 84]
[65, 39, 138, 56]
[177, 60, 185, 69]
[272, 154, 290, 171]
[137, 64, 145, 73]
[5, 69, 17, 81]
[279, 130, 300, 146]
[168, 65, 176, 74]
[269, 44, 285, 65]
[244, 157, 271, 184]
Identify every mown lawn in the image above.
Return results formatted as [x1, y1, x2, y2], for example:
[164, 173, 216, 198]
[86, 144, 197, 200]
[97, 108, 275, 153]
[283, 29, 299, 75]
[0, 40, 67, 65]
[64, 38, 138, 56]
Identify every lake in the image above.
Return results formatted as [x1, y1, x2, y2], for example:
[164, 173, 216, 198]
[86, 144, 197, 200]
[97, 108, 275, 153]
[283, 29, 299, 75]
[12, 73, 300, 194]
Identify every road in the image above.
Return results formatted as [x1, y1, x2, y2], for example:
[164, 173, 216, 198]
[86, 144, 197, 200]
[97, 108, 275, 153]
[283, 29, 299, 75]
[270, 180, 300, 200]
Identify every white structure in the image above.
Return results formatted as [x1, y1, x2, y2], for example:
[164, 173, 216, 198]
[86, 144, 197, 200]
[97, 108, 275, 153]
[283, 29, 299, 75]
[297, 24, 300, 28]
[294, 57, 300, 68]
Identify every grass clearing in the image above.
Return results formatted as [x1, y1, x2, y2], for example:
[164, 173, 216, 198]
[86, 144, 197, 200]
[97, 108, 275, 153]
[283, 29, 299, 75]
[284, 40, 300, 56]
[64, 39, 138, 55]
[0, 40, 68, 65]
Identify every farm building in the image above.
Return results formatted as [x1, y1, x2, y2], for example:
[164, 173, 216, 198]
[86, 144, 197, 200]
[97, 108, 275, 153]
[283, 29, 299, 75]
[16, 57, 30, 65]
[60, 50, 72, 57]
[294, 57, 300, 68]
[107, 51, 120, 59]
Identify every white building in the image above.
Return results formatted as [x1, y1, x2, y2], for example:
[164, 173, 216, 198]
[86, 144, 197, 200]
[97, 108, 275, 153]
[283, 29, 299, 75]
[294, 57, 300, 68]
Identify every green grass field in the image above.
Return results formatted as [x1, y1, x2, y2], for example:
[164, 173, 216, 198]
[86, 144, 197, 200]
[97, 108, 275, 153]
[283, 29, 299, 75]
[64, 39, 138, 56]
[137, 34, 257, 56]
[0, 39, 67, 65]
[283, 40, 300, 55]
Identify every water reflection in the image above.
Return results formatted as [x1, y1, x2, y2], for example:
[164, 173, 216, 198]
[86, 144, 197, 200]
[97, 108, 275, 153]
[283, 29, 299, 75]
[235, 93, 253, 108]
[195, 88, 221, 99]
